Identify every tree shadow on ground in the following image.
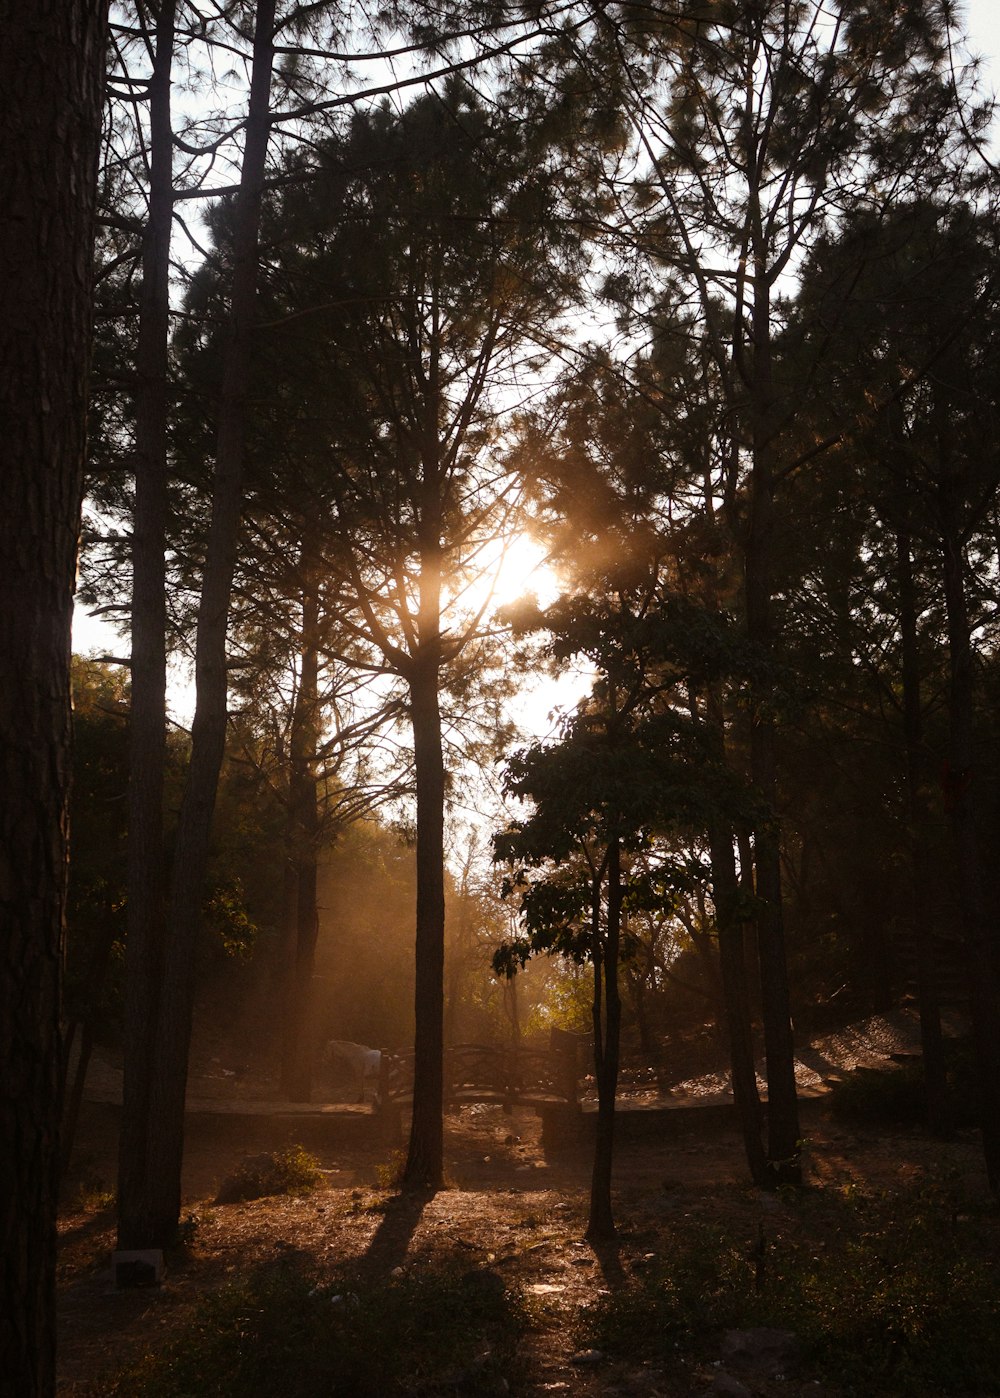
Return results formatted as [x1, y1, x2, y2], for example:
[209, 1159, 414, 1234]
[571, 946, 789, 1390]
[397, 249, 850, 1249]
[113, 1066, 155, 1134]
[359, 1187, 435, 1278]
[590, 1235, 626, 1290]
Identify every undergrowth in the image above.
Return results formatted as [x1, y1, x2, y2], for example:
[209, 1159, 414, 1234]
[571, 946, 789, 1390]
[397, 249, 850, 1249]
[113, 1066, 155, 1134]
[214, 1146, 323, 1203]
[583, 1175, 1000, 1395]
[827, 1039, 980, 1127]
[112, 1260, 524, 1396]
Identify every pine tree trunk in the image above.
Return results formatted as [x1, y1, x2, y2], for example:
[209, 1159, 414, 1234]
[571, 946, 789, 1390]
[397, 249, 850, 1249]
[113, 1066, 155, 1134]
[60, 1021, 95, 1179]
[587, 841, 621, 1243]
[744, 211, 800, 1187]
[62, 909, 118, 1173]
[896, 521, 949, 1133]
[121, 0, 275, 1246]
[281, 571, 321, 1102]
[744, 500, 801, 1186]
[0, 2, 105, 1387]
[710, 823, 768, 1187]
[117, 0, 175, 1251]
[940, 520, 1000, 1190]
[286, 835, 319, 1098]
[752, 817, 800, 1185]
[402, 656, 447, 1190]
[444, 852, 475, 1049]
[402, 356, 447, 1191]
[699, 681, 767, 1185]
[279, 859, 300, 1091]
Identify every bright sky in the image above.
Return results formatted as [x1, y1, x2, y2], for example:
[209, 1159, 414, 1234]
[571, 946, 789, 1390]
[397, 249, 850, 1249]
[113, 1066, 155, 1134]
[963, 0, 1000, 131]
[966, 0, 1000, 66]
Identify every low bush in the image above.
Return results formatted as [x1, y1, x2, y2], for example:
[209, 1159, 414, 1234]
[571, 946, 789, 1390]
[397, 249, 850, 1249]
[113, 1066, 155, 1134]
[214, 1146, 323, 1204]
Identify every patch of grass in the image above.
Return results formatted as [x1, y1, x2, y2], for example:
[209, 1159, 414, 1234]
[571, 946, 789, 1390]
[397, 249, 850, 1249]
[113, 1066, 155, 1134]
[374, 1149, 406, 1189]
[113, 1259, 525, 1397]
[74, 1184, 116, 1214]
[214, 1146, 323, 1204]
[583, 1178, 1000, 1395]
[63, 1155, 116, 1214]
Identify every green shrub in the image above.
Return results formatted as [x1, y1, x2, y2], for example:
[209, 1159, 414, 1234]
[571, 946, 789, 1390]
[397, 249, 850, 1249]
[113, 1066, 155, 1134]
[115, 1260, 524, 1396]
[374, 1149, 406, 1189]
[214, 1146, 323, 1204]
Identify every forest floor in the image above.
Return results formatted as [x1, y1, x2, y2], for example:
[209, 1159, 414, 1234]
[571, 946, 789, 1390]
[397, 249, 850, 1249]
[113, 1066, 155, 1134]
[57, 1013, 1000, 1397]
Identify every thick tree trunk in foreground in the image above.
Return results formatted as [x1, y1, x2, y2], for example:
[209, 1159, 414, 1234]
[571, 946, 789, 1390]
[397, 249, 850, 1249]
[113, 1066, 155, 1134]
[117, 0, 176, 1251]
[403, 657, 447, 1190]
[0, 2, 105, 1389]
[117, 0, 275, 1247]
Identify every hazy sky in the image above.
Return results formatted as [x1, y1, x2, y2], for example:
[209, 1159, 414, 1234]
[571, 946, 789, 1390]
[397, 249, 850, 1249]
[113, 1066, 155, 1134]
[966, 0, 1000, 55]
[964, 0, 1000, 112]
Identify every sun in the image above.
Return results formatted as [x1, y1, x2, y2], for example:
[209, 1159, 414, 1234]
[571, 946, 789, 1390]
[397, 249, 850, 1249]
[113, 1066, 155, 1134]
[444, 530, 595, 742]
[451, 530, 562, 623]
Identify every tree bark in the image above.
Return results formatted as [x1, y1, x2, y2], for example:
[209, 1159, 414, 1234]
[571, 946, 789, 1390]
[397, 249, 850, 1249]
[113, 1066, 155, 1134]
[118, 0, 276, 1247]
[60, 1021, 95, 1181]
[743, 166, 800, 1187]
[62, 912, 118, 1174]
[281, 565, 321, 1102]
[402, 655, 447, 1190]
[0, 1, 105, 1388]
[697, 676, 767, 1184]
[444, 847, 476, 1049]
[940, 517, 1000, 1190]
[895, 520, 949, 1133]
[117, 0, 176, 1251]
[624, 953, 656, 1059]
[744, 468, 801, 1183]
[587, 840, 621, 1243]
[402, 337, 447, 1192]
[709, 823, 768, 1188]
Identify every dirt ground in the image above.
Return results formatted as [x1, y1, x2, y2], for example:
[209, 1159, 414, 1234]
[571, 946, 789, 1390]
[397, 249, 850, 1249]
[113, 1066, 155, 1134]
[57, 1075, 995, 1397]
